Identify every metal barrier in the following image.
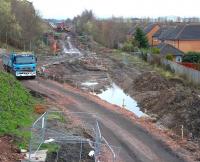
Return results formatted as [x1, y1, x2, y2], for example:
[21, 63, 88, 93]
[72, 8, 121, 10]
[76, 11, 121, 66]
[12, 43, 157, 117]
[29, 111, 120, 162]
[29, 112, 47, 160]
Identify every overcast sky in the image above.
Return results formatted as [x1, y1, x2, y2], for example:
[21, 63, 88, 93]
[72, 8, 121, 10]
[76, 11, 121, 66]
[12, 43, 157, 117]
[30, 0, 200, 19]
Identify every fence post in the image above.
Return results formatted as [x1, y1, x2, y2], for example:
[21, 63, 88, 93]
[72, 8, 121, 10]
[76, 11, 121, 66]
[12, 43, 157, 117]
[95, 120, 101, 161]
[29, 127, 33, 161]
[181, 125, 184, 140]
[79, 139, 83, 161]
[42, 112, 47, 143]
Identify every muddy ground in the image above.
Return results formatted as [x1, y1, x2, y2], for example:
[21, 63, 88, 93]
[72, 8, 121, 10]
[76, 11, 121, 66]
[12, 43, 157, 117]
[76, 34, 200, 140]
[33, 33, 200, 161]
[40, 33, 200, 142]
[46, 143, 94, 162]
[23, 79, 188, 162]
[37, 34, 111, 94]
[32, 100, 96, 162]
[109, 59, 200, 139]
[1, 32, 198, 161]
[0, 136, 23, 162]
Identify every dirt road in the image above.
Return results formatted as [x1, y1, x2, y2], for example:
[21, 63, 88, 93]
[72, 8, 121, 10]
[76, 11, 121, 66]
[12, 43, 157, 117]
[23, 78, 185, 162]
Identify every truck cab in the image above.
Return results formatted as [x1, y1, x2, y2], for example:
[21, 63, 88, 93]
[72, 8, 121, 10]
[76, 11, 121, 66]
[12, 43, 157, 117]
[3, 52, 37, 78]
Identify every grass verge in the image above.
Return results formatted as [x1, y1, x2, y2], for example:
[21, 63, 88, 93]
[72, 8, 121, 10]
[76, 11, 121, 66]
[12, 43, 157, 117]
[0, 71, 36, 148]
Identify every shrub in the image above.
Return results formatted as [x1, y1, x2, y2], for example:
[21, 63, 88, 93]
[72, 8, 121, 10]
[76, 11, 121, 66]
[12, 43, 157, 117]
[166, 54, 174, 61]
[187, 51, 200, 55]
[122, 42, 134, 52]
[151, 48, 160, 54]
[141, 52, 147, 61]
[183, 52, 200, 63]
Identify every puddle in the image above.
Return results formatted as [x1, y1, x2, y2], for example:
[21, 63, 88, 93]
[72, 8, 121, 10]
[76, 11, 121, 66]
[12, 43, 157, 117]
[97, 83, 145, 117]
[82, 82, 98, 86]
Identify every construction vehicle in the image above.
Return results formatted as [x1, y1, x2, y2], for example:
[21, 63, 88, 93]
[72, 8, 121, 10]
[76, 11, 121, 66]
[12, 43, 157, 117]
[56, 22, 70, 32]
[2, 52, 37, 78]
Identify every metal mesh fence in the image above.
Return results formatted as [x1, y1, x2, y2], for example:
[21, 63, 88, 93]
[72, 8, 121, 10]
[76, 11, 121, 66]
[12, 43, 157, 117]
[28, 111, 120, 162]
[29, 112, 47, 160]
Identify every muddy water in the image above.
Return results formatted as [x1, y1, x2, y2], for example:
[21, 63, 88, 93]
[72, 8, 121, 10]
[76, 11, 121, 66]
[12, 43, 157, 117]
[62, 37, 81, 55]
[97, 83, 145, 117]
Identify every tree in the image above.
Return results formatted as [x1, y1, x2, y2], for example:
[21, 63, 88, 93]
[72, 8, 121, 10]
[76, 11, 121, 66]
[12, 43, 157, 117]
[134, 27, 149, 48]
[73, 11, 132, 48]
[0, 0, 46, 50]
[0, 0, 21, 45]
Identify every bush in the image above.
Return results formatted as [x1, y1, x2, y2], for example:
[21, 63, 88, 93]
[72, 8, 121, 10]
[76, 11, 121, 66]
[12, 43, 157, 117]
[187, 51, 200, 55]
[166, 54, 173, 61]
[183, 52, 200, 63]
[122, 42, 134, 52]
[151, 48, 160, 54]
[139, 52, 147, 61]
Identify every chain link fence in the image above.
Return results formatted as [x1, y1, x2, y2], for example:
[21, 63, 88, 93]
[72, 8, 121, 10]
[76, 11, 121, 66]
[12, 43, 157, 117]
[28, 111, 120, 162]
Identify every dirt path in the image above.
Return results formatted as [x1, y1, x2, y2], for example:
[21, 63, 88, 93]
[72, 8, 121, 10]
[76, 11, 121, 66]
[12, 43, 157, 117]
[22, 78, 185, 162]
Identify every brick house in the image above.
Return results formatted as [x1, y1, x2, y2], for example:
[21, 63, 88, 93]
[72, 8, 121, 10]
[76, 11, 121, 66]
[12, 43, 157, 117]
[155, 24, 200, 52]
[143, 24, 160, 46]
[152, 26, 176, 46]
[127, 23, 160, 46]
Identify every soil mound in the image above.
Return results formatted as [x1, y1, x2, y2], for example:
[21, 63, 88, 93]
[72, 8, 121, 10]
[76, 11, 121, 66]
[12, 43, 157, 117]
[134, 72, 170, 91]
[0, 136, 23, 162]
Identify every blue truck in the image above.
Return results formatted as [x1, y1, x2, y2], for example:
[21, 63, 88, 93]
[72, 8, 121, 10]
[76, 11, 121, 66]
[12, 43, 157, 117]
[2, 52, 37, 78]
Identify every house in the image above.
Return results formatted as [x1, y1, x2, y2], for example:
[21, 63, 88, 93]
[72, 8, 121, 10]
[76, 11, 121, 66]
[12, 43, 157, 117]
[157, 43, 184, 62]
[143, 23, 160, 46]
[127, 23, 160, 46]
[152, 26, 176, 46]
[126, 24, 145, 40]
[158, 24, 200, 52]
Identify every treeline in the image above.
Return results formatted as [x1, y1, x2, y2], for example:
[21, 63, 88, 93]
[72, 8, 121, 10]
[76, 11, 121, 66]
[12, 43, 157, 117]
[0, 0, 46, 50]
[73, 10, 132, 49]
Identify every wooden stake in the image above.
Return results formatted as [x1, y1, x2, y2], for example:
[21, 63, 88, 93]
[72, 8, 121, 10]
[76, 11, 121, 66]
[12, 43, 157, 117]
[122, 98, 125, 108]
[181, 125, 184, 140]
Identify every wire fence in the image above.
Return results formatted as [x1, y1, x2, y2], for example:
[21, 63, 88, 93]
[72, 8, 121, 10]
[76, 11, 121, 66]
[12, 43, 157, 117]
[28, 111, 120, 162]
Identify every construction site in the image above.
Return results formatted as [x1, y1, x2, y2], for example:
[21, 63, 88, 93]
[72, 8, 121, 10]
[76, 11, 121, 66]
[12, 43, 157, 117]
[12, 29, 198, 161]
[1, 2, 200, 161]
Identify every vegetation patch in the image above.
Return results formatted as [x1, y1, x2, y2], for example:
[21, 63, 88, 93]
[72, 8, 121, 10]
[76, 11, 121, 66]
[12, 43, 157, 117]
[0, 72, 35, 146]
[151, 47, 160, 54]
[166, 54, 173, 61]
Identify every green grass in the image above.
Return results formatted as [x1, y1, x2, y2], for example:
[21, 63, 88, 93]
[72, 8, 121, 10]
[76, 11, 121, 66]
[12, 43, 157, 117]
[48, 112, 65, 123]
[0, 72, 35, 147]
[40, 143, 60, 153]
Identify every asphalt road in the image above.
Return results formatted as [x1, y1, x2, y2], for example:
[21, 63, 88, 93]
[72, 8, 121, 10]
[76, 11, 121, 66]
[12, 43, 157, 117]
[23, 79, 185, 162]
